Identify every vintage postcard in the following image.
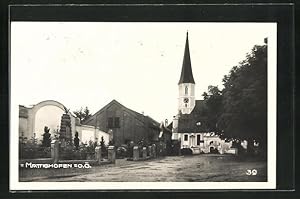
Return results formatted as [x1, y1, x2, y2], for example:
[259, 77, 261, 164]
[10, 20, 277, 190]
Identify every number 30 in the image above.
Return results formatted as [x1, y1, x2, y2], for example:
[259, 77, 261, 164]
[246, 169, 257, 175]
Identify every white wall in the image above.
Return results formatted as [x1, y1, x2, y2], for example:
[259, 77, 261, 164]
[178, 83, 195, 114]
[76, 125, 110, 146]
[34, 105, 64, 142]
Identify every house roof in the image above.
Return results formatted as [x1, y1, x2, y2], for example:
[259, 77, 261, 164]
[83, 99, 160, 130]
[178, 100, 210, 133]
[178, 32, 195, 84]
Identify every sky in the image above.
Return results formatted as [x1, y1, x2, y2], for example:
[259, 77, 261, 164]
[11, 22, 275, 122]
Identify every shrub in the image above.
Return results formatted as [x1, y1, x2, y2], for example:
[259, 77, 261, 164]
[74, 131, 80, 150]
[181, 148, 193, 155]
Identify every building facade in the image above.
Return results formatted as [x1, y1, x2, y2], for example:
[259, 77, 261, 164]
[83, 100, 161, 146]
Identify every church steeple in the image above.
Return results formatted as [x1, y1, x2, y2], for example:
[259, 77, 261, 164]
[177, 32, 196, 115]
[178, 32, 195, 84]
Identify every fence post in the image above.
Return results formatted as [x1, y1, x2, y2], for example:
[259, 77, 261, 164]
[142, 147, 147, 159]
[149, 146, 153, 158]
[108, 146, 116, 164]
[152, 144, 156, 158]
[133, 146, 139, 161]
[95, 146, 102, 164]
[51, 140, 59, 163]
[178, 146, 182, 156]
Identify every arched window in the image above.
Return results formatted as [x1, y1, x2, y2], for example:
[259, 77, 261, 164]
[185, 86, 188, 94]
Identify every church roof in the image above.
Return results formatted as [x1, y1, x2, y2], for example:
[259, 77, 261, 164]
[178, 32, 195, 84]
[177, 100, 210, 133]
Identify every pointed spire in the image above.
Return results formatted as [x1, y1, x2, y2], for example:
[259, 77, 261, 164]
[178, 31, 195, 84]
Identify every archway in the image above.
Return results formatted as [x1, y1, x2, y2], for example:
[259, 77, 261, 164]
[28, 100, 76, 143]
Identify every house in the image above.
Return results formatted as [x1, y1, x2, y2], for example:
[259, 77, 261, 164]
[172, 32, 231, 154]
[82, 99, 161, 146]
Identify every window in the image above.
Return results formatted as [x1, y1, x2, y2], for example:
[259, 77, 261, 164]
[108, 117, 113, 128]
[107, 117, 120, 128]
[184, 134, 188, 141]
[185, 86, 188, 94]
[114, 117, 120, 128]
[197, 134, 201, 145]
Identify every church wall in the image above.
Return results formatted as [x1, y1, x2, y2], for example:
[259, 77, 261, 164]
[178, 83, 195, 96]
[178, 83, 196, 114]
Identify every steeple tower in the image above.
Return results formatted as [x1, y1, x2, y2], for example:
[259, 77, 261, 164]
[178, 32, 195, 84]
[178, 32, 196, 114]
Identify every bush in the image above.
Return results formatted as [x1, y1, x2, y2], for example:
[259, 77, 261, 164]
[181, 148, 193, 155]
[209, 148, 219, 154]
[19, 136, 51, 159]
[19, 145, 51, 159]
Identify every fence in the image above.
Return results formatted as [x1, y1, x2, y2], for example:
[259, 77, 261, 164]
[19, 140, 116, 165]
[127, 143, 167, 161]
[19, 145, 51, 159]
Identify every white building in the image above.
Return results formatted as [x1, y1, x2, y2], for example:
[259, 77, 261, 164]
[172, 33, 231, 154]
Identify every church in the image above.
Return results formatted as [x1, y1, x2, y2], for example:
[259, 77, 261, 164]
[172, 32, 231, 154]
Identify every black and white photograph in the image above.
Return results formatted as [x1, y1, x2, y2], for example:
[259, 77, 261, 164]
[10, 20, 277, 190]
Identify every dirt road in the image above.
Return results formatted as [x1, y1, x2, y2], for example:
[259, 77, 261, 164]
[20, 154, 267, 182]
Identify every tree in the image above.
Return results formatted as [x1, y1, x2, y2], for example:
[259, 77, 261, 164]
[219, 44, 267, 150]
[100, 136, 106, 156]
[202, 86, 223, 132]
[41, 126, 51, 147]
[74, 131, 80, 150]
[108, 138, 115, 146]
[73, 106, 92, 123]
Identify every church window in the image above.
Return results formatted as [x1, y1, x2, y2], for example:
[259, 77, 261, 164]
[184, 134, 188, 141]
[185, 86, 188, 94]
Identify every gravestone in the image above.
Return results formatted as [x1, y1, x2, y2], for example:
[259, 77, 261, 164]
[51, 140, 59, 163]
[108, 146, 116, 163]
[133, 146, 139, 161]
[142, 147, 147, 159]
[95, 146, 102, 164]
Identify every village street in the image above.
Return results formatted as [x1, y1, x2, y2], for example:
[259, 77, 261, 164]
[21, 154, 267, 182]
